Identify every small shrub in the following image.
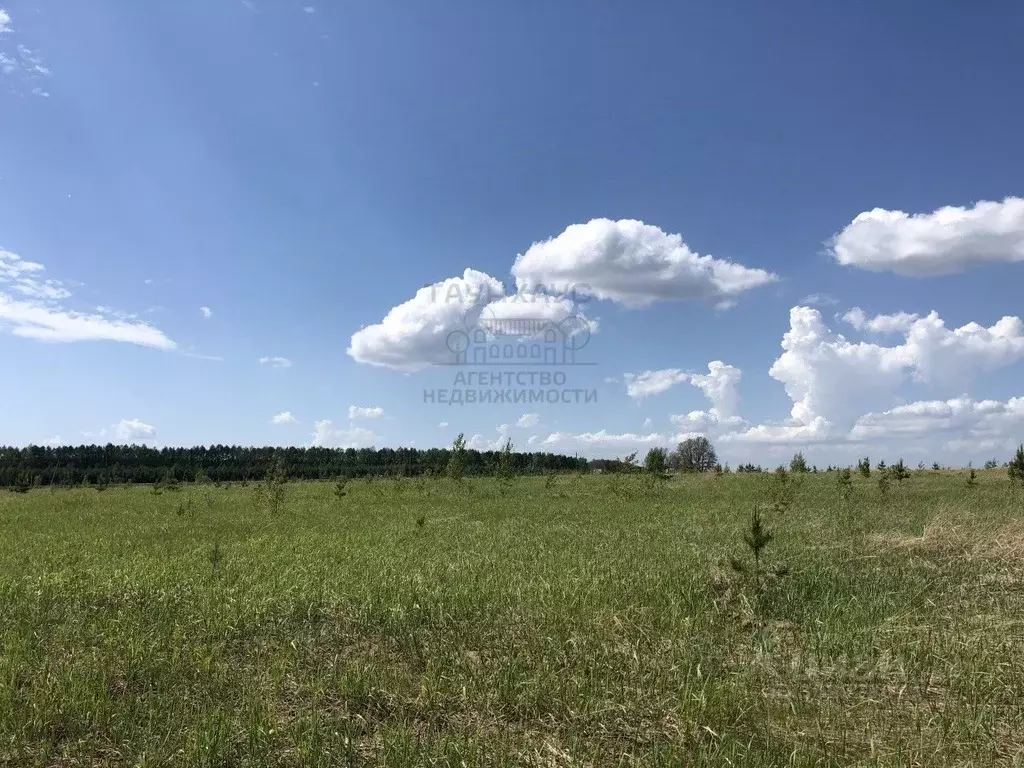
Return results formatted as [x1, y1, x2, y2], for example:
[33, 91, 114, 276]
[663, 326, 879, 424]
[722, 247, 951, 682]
[209, 541, 222, 578]
[789, 452, 808, 473]
[765, 467, 795, 515]
[836, 467, 853, 501]
[729, 507, 786, 599]
[262, 457, 288, 515]
[1008, 445, 1024, 485]
[447, 434, 467, 482]
[496, 438, 516, 483]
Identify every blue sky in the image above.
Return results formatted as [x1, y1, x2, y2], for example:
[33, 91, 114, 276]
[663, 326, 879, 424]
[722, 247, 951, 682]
[3, 0, 1024, 465]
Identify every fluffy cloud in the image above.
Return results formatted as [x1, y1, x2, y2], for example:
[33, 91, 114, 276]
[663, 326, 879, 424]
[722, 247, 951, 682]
[348, 269, 502, 371]
[516, 412, 539, 428]
[670, 410, 745, 434]
[200, 306, 213, 319]
[903, 312, 1024, 387]
[842, 308, 918, 334]
[348, 405, 384, 420]
[466, 425, 514, 451]
[721, 417, 832, 445]
[114, 418, 157, 443]
[850, 398, 1024, 444]
[766, 307, 913, 433]
[259, 356, 292, 368]
[479, 292, 595, 336]
[0, 249, 175, 349]
[842, 397, 1024, 457]
[310, 420, 377, 448]
[271, 411, 296, 425]
[538, 430, 665, 454]
[534, 427, 736, 458]
[0, 9, 11, 34]
[438, 421, 449, 428]
[661, 362, 745, 435]
[511, 218, 777, 307]
[625, 369, 689, 399]
[727, 306, 1024, 445]
[687, 361, 741, 417]
[625, 361, 741, 418]
[831, 197, 1024, 276]
[348, 268, 594, 371]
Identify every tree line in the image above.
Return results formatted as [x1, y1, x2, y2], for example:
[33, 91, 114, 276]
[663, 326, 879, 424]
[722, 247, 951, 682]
[0, 444, 588, 488]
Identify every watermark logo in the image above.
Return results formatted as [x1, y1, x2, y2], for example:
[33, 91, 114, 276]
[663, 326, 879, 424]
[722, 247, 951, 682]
[424, 288, 599, 406]
[444, 305, 594, 367]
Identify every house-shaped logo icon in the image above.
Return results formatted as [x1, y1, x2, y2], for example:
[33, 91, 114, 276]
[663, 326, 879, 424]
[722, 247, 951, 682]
[445, 309, 592, 366]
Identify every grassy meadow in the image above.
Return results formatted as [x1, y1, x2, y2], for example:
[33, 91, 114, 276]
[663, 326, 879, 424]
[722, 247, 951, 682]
[1, 469, 1023, 766]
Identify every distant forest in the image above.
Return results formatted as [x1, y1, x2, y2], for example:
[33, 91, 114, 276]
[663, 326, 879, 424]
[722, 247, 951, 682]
[0, 444, 589, 488]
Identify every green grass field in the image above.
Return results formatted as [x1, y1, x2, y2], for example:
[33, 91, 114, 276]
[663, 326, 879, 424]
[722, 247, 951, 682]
[1, 470, 1023, 766]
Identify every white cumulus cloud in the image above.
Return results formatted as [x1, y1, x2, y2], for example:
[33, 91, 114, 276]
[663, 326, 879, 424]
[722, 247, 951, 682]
[479, 292, 596, 336]
[511, 218, 777, 307]
[764, 307, 914, 434]
[849, 397, 1024, 455]
[625, 368, 690, 399]
[664, 362, 746, 436]
[348, 268, 595, 371]
[539, 430, 665, 453]
[725, 306, 1024, 445]
[832, 197, 1024, 276]
[200, 306, 213, 319]
[842, 308, 919, 334]
[625, 361, 742, 419]
[467, 427, 514, 451]
[348, 405, 384, 420]
[348, 269, 502, 371]
[516, 412, 539, 428]
[114, 418, 157, 443]
[310, 420, 377, 448]
[721, 417, 833, 445]
[687, 361, 742, 417]
[271, 411, 297, 425]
